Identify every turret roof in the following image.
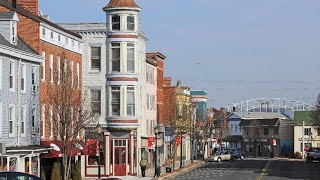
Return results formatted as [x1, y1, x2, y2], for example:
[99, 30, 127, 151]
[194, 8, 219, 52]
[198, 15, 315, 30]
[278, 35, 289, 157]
[104, 0, 140, 10]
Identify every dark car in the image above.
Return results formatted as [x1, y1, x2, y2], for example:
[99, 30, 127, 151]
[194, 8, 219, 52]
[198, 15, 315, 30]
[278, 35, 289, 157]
[0, 171, 42, 180]
[231, 148, 245, 160]
[306, 147, 320, 162]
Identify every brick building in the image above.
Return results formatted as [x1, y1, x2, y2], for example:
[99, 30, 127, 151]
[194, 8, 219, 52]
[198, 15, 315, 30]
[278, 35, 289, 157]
[0, 0, 83, 178]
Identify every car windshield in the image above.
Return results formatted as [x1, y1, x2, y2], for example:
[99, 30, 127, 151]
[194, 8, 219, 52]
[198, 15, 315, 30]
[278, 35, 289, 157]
[309, 148, 320, 152]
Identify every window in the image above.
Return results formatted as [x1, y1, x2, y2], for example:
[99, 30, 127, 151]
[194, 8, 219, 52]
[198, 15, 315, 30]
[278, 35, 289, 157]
[31, 66, 35, 86]
[65, 37, 68, 44]
[111, 87, 120, 116]
[127, 43, 135, 72]
[71, 108, 74, 135]
[127, 16, 135, 31]
[58, 34, 61, 42]
[57, 107, 61, 138]
[111, 43, 120, 72]
[20, 106, 26, 136]
[9, 61, 15, 90]
[49, 54, 53, 83]
[41, 51, 45, 81]
[87, 140, 105, 166]
[0, 57, 2, 90]
[72, 40, 75, 47]
[146, 94, 149, 109]
[8, 105, 15, 137]
[300, 143, 312, 152]
[77, 62, 80, 88]
[273, 128, 278, 135]
[31, 108, 36, 130]
[41, 105, 45, 138]
[91, 90, 101, 115]
[305, 128, 311, 136]
[50, 105, 53, 138]
[245, 128, 250, 136]
[264, 128, 269, 136]
[112, 15, 120, 30]
[91, 47, 101, 70]
[70, 60, 74, 87]
[57, 57, 60, 84]
[12, 22, 16, 43]
[235, 125, 238, 132]
[127, 87, 135, 116]
[50, 31, 54, 39]
[0, 104, 2, 137]
[20, 63, 26, 93]
[42, 28, 46, 36]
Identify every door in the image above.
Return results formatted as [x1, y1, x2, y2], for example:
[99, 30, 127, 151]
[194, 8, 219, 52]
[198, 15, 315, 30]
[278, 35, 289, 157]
[114, 147, 126, 176]
[257, 145, 261, 157]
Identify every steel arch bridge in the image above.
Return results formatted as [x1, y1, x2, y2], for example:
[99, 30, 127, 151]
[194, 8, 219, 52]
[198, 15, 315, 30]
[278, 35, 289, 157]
[223, 98, 315, 113]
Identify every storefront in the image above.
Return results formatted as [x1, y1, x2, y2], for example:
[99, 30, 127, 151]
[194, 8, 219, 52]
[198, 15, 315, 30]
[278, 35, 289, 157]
[243, 138, 279, 157]
[0, 145, 48, 177]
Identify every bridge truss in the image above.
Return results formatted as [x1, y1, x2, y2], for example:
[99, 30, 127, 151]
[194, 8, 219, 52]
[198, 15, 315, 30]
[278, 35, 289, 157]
[223, 98, 315, 113]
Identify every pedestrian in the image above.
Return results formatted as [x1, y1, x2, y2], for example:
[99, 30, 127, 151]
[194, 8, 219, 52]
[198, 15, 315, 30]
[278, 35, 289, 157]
[140, 158, 148, 177]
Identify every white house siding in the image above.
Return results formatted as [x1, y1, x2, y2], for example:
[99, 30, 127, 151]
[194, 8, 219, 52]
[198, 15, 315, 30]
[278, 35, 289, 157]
[0, 54, 40, 146]
[294, 126, 320, 158]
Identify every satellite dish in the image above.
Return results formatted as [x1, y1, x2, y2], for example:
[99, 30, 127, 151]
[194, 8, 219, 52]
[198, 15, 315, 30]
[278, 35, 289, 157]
[50, 143, 60, 151]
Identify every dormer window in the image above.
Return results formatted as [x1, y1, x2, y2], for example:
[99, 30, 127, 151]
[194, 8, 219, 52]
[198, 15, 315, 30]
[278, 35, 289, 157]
[112, 15, 120, 30]
[11, 21, 17, 44]
[42, 28, 46, 36]
[127, 16, 135, 31]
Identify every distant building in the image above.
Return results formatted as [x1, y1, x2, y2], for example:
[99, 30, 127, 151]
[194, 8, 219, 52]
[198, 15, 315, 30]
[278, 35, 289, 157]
[238, 112, 293, 158]
[0, 11, 44, 175]
[190, 90, 207, 122]
[293, 111, 320, 157]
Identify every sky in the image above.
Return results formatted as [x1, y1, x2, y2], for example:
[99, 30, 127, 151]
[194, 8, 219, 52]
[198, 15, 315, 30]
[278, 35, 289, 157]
[39, 0, 320, 107]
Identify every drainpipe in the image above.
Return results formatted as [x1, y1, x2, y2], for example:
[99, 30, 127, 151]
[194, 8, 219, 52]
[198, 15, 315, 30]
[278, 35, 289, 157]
[17, 59, 21, 146]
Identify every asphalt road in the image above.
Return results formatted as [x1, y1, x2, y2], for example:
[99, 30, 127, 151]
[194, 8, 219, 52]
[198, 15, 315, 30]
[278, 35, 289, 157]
[170, 158, 320, 180]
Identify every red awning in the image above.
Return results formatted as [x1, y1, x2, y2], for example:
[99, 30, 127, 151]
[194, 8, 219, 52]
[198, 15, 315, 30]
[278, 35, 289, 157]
[40, 140, 83, 158]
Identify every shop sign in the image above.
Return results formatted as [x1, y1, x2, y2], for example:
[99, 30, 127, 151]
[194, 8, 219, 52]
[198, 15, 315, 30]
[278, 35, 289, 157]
[147, 137, 155, 149]
[298, 138, 311, 141]
[272, 139, 277, 146]
[256, 139, 268, 142]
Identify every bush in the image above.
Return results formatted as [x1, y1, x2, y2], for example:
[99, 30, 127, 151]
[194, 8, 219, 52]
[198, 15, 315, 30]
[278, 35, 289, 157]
[51, 162, 60, 180]
[294, 151, 302, 159]
[40, 168, 46, 180]
[72, 161, 82, 180]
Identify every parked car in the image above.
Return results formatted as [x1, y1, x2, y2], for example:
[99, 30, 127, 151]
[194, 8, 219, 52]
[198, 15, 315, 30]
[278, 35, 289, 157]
[0, 171, 42, 180]
[210, 150, 236, 162]
[306, 147, 320, 162]
[231, 148, 245, 160]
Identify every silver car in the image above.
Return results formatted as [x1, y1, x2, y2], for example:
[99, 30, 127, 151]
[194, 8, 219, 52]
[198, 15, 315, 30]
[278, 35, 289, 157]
[211, 151, 236, 162]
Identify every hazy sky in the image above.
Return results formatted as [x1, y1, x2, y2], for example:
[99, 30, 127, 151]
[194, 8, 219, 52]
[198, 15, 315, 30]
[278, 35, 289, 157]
[39, 0, 320, 107]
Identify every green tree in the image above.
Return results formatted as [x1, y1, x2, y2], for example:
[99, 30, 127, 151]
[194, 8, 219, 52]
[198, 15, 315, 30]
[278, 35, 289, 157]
[51, 162, 60, 180]
[311, 94, 320, 126]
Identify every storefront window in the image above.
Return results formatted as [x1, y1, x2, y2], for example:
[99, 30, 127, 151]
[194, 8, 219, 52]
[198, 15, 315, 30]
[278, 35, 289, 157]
[9, 157, 17, 171]
[25, 157, 29, 174]
[246, 145, 255, 152]
[31, 157, 38, 176]
[87, 143, 105, 166]
[0, 157, 7, 171]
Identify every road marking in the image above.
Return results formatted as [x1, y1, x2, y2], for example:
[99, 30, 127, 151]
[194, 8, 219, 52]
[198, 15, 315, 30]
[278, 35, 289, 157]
[256, 160, 272, 180]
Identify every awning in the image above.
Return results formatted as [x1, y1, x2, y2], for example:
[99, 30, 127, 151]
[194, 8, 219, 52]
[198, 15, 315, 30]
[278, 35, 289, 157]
[40, 140, 84, 158]
[5, 145, 49, 155]
[222, 135, 243, 142]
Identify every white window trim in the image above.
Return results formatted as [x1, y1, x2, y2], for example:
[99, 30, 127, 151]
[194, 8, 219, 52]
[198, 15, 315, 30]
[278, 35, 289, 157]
[76, 108, 80, 138]
[8, 104, 15, 138]
[71, 107, 74, 136]
[41, 104, 45, 138]
[110, 86, 121, 116]
[76, 62, 80, 89]
[20, 105, 27, 137]
[41, 51, 46, 81]
[21, 63, 26, 94]
[0, 103, 2, 137]
[57, 107, 60, 139]
[70, 60, 74, 88]
[0, 56, 2, 90]
[49, 54, 54, 83]
[127, 43, 135, 73]
[57, 57, 61, 84]
[110, 43, 121, 73]
[9, 61, 15, 92]
[50, 105, 53, 138]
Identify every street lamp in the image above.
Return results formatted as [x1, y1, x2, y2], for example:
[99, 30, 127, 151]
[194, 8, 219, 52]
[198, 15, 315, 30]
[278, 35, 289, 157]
[270, 136, 274, 158]
[96, 123, 102, 180]
[154, 126, 159, 177]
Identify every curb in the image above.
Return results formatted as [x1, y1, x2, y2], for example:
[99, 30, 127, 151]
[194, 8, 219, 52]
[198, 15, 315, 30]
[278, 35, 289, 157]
[156, 161, 205, 180]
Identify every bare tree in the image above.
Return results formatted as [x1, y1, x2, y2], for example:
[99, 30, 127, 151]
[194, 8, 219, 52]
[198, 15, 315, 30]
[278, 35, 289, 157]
[45, 51, 97, 179]
[311, 94, 320, 127]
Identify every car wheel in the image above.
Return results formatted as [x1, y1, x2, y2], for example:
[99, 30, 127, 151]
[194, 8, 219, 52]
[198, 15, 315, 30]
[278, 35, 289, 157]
[233, 157, 237, 161]
[217, 157, 221, 162]
[240, 155, 244, 160]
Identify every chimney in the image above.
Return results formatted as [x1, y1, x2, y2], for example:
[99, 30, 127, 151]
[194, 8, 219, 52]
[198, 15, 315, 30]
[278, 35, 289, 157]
[163, 77, 171, 87]
[10, 0, 39, 16]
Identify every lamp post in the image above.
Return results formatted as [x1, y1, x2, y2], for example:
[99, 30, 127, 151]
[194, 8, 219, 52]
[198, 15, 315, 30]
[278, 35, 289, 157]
[154, 126, 159, 177]
[96, 123, 102, 180]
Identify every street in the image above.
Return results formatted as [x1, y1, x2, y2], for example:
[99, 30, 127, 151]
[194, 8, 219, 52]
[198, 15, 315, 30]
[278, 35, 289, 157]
[170, 158, 320, 180]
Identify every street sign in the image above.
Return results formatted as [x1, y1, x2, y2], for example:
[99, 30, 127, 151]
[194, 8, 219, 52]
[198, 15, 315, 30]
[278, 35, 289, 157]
[272, 139, 277, 146]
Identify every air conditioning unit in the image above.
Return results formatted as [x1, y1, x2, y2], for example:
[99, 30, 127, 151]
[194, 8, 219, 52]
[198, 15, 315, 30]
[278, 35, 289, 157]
[32, 85, 39, 92]
[31, 127, 38, 135]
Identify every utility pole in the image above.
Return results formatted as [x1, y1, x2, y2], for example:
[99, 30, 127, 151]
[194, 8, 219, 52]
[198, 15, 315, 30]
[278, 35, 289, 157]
[302, 121, 305, 159]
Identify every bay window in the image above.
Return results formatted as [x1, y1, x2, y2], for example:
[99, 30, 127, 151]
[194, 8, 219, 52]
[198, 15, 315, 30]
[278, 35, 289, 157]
[91, 90, 101, 115]
[112, 15, 120, 30]
[127, 87, 135, 116]
[111, 87, 120, 116]
[111, 43, 120, 72]
[127, 43, 135, 73]
[127, 16, 135, 31]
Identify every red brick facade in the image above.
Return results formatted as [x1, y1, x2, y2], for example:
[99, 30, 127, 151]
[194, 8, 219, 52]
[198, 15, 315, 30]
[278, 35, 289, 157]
[146, 52, 166, 125]
[0, 0, 82, 141]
